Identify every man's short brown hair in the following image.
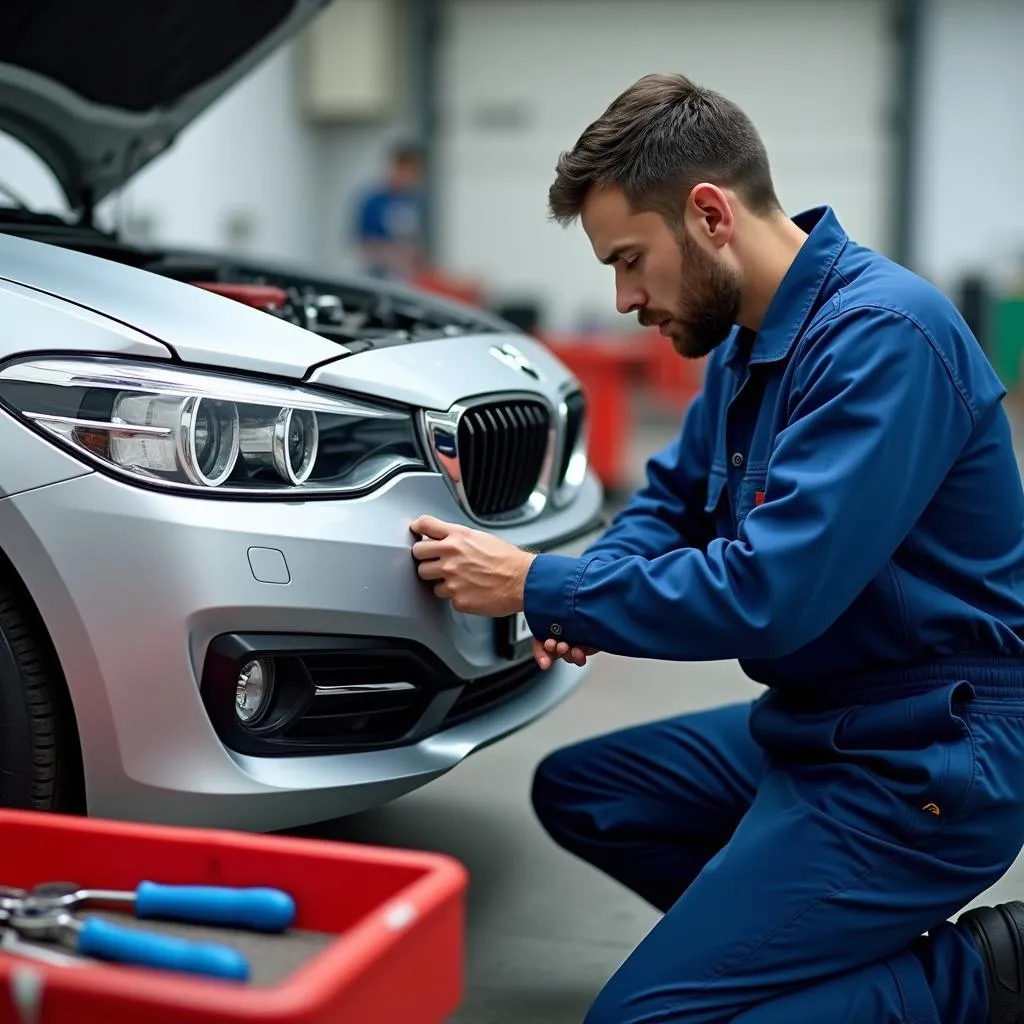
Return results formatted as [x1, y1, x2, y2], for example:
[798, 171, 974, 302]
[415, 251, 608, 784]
[548, 73, 781, 227]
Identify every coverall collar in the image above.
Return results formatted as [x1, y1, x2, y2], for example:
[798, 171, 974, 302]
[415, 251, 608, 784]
[724, 205, 849, 370]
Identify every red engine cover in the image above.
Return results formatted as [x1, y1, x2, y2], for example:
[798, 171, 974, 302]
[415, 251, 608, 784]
[190, 281, 289, 311]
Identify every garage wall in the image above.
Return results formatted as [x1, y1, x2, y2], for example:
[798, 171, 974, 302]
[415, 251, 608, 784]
[435, 0, 898, 331]
[0, 43, 325, 261]
[2, 0, 1021, 305]
[106, 32, 421, 276]
[914, 0, 1024, 292]
[97, 42, 324, 264]
[0, 20, 420, 277]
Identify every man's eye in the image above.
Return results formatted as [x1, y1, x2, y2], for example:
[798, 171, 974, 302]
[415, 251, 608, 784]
[623, 256, 640, 270]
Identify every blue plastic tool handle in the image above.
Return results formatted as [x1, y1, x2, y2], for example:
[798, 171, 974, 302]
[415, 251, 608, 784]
[135, 881, 296, 932]
[77, 917, 250, 981]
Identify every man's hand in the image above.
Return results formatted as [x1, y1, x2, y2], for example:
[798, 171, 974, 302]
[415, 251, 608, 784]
[531, 637, 599, 671]
[411, 515, 536, 618]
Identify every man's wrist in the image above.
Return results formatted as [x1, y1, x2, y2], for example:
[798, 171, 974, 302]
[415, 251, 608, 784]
[514, 550, 538, 608]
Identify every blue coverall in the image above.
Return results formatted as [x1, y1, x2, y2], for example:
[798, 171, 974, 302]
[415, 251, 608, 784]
[523, 207, 1024, 1023]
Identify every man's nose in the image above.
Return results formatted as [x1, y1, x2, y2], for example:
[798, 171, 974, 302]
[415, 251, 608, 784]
[616, 284, 645, 316]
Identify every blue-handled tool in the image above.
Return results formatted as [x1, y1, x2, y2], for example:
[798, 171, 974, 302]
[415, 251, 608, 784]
[6, 909, 250, 981]
[25, 880, 296, 933]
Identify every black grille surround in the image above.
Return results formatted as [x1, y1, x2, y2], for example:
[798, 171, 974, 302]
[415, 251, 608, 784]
[200, 633, 543, 757]
[457, 398, 551, 519]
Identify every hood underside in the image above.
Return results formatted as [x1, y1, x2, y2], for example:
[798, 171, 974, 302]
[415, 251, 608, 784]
[0, 0, 330, 212]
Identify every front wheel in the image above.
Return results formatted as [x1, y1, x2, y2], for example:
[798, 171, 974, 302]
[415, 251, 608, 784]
[0, 574, 84, 812]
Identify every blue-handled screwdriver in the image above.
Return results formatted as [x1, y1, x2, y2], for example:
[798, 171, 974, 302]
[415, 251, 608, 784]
[24, 881, 296, 933]
[8, 908, 251, 981]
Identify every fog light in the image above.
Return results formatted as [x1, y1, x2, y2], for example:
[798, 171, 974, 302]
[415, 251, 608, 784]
[235, 659, 275, 725]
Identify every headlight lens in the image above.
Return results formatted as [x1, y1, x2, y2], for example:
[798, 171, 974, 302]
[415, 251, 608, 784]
[0, 357, 425, 496]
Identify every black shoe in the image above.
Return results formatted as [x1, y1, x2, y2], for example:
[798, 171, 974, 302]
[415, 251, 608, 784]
[960, 902, 1024, 1024]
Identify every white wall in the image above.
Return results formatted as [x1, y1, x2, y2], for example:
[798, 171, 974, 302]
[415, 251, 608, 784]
[2, 0, 1023, 304]
[435, 0, 897, 332]
[0, 134, 66, 213]
[914, 0, 1024, 293]
[102, 43, 323, 263]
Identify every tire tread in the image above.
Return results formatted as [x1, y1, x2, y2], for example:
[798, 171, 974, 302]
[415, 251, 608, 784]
[0, 577, 65, 807]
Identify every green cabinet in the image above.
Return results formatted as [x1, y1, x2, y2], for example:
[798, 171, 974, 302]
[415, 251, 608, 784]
[992, 297, 1024, 390]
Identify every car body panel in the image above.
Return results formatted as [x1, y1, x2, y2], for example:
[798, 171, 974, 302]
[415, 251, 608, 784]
[0, 401, 92, 498]
[0, 277, 172, 362]
[310, 332, 579, 412]
[0, 23, 608, 825]
[0, 279, 174, 496]
[0, 232, 342, 378]
[0, 450, 602, 831]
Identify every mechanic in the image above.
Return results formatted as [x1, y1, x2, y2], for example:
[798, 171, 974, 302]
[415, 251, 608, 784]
[352, 140, 425, 282]
[410, 72, 1024, 1024]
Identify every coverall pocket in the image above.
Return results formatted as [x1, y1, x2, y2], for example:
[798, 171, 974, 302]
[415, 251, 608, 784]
[704, 466, 727, 514]
[703, 466, 732, 536]
[829, 681, 976, 841]
[736, 467, 768, 523]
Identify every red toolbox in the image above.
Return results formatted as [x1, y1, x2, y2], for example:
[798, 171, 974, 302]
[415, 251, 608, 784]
[0, 809, 468, 1024]
[542, 332, 650, 492]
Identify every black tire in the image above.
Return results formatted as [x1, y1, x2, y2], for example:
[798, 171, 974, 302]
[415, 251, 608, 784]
[0, 572, 85, 813]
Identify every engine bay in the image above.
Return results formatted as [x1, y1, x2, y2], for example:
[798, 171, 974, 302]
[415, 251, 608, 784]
[0, 208, 503, 353]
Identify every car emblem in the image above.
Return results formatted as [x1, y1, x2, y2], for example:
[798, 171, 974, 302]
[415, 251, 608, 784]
[489, 342, 541, 381]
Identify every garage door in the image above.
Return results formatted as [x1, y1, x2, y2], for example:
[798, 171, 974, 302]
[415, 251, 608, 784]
[437, 0, 896, 331]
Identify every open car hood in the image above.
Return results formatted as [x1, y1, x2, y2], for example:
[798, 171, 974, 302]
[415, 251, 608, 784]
[0, 0, 330, 215]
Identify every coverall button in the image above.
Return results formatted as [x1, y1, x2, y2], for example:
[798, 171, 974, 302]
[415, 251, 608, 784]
[549, 623, 563, 636]
[731, 452, 745, 468]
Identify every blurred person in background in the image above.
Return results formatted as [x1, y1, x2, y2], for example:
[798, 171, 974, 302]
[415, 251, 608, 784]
[411, 72, 1024, 1024]
[352, 140, 425, 282]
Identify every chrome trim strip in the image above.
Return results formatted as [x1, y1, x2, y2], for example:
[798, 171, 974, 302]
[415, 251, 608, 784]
[23, 412, 173, 437]
[550, 388, 589, 510]
[314, 682, 417, 697]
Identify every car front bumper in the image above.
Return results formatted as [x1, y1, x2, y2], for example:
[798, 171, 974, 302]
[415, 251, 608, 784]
[0, 464, 605, 832]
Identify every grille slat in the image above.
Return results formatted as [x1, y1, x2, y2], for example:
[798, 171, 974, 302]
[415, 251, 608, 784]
[481, 407, 501, 512]
[493, 401, 516, 509]
[522, 404, 548, 499]
[506, 404, 526, 511]
[513, 406, 532, 505]
[458, 399, 550, 518]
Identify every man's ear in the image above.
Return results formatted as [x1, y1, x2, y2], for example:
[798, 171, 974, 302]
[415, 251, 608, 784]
[685, 183, 734, 249]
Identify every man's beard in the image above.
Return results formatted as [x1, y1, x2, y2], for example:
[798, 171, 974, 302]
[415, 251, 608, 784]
[641, 233, 742, 360]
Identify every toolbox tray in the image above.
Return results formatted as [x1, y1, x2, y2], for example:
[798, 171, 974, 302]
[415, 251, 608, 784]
[0, 808, 467, 1023]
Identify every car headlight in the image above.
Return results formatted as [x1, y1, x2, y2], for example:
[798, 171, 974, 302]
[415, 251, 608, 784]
[0, 357, 426, 496]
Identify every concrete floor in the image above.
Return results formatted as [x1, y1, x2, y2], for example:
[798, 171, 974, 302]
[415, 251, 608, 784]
[287, 397, 1024, 1023]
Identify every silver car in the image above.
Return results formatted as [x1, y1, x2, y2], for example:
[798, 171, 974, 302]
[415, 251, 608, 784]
[0, 1, 604, 831]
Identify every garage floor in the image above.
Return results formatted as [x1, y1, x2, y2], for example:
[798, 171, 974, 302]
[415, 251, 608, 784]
[286, 398, 1024, 1024]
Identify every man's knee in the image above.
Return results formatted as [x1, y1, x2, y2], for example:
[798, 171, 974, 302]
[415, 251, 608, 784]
[530, 742, 588, 838]
[530, 731, 624, 847]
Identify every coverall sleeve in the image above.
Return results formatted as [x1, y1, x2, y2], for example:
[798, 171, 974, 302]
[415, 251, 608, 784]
[522, 306, 978, 661]
[582, 389, 716, 563]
